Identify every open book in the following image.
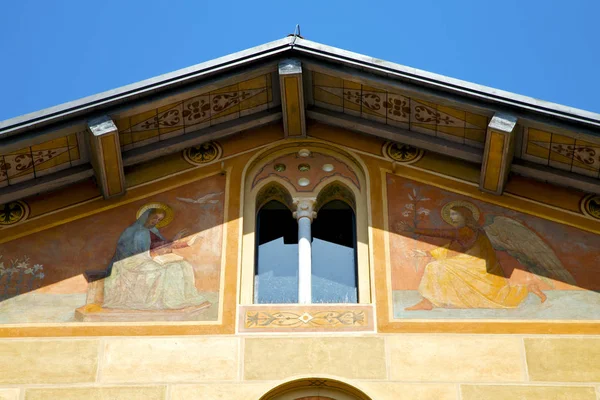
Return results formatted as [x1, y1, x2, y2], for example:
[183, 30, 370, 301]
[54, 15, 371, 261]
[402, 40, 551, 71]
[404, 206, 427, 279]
[153, 253, 184, 265]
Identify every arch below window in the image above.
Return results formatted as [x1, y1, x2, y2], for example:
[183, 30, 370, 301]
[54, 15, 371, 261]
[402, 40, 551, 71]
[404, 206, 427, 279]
[258, 378, 372, 400]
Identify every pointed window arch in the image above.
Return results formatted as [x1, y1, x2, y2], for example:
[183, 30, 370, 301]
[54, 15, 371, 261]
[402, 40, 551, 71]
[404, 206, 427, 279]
[311, 181, 358, 303]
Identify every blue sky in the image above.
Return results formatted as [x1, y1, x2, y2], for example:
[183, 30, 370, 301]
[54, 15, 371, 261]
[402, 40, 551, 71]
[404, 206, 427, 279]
[1, 0, 599, 121]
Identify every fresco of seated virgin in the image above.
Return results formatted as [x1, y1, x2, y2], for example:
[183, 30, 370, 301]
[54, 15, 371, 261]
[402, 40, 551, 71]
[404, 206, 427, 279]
[102, 204, 208, 311]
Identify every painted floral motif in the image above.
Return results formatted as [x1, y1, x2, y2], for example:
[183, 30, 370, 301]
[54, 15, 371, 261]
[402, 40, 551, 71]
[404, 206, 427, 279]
[0, 135, 82, 187]
[182, 99, 211, 122]
[414, 105, 454, 125]
[212, 90, 261, 112]
[140, 109, 182, 129]
[524, 128, 600, 178]
[313, 72, 488, 145]
[343, 90, 361, 105]
[341, 90, 384, 112]
[552, 143, 599, 167]
[395, 188, 431, 272]
[0, 255, 44, 301]
[0, 159, 9, 181]
[117, 74, 273, 150]
[384, 96, 410, 118]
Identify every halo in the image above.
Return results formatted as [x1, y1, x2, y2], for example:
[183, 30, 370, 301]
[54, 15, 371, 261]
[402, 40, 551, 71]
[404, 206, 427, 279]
[136, 202, 174, 228]
[441, 200, 480, 226]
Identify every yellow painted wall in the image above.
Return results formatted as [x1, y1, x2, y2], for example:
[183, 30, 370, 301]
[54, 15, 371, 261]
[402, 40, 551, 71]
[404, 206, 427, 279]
[1, 124, 599, 399]
[0, 334, 599, 399]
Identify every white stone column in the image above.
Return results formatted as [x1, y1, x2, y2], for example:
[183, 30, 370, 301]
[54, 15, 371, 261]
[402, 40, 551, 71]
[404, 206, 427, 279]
[293, 198, 316, 304]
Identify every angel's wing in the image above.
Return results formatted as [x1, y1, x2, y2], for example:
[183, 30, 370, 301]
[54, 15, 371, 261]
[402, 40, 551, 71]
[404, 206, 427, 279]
[483, 216, 576, 288]
[176, 197, 197, 204]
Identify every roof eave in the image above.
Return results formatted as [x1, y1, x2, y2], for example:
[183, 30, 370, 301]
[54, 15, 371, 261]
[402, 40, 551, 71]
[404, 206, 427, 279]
[0, 37, 294, 138]
[291, 38, 600, 130]
[2, 35, 599, 139]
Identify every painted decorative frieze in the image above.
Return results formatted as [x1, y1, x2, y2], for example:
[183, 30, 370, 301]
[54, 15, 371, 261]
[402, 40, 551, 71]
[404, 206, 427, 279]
[312, 71, 489, 148]
[521, 127, 600, 178]
[0, 133, 87, 187]
[116, 74, 275, 151]
[239, 304, 373, 332]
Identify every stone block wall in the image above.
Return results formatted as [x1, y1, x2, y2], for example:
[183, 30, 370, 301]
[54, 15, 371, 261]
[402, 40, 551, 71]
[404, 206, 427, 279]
[0, 334, 599, 400]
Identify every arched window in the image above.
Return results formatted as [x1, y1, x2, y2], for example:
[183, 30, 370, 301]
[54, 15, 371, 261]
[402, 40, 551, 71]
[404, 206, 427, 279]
[255, 186, 358, 304]
[241, 145, 371, 305]
[311, 200, 357, 303]
[255, 200, 298, 303]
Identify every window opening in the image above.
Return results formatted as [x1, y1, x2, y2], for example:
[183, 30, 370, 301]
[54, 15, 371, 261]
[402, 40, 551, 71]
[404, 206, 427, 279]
[255, 200, 298, 303]
[311, 200, 358, 303]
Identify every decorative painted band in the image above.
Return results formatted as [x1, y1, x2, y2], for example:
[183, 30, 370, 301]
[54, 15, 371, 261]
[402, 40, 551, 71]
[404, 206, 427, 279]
[238, 304, 374, 333]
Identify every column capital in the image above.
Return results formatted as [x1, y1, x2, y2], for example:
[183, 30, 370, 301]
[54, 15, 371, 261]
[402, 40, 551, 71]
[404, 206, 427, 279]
[293, 197, 317, 221]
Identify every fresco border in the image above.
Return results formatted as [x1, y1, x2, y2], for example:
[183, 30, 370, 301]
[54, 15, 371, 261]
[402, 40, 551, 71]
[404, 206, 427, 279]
[0, 154, 253, 337]
[376, 166, 600, 334]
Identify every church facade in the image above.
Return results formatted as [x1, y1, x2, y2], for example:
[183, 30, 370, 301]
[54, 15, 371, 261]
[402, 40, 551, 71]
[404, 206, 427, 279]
[0, 36, 599, 399]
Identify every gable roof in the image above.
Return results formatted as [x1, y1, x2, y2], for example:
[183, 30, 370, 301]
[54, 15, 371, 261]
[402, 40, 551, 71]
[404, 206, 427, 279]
[1, 35, 599, 203]
[2, 36, 599, 138]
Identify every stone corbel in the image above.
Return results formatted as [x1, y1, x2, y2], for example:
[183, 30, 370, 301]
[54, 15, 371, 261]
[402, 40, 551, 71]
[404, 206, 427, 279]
[279, 59, 306, 138]
[480, 113, 518, 195]
[87, 115, 126, 199]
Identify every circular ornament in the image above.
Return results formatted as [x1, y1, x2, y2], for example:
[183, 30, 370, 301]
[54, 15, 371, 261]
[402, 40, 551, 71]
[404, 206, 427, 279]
[136, 202, 174, 228]
[274, 163, 286, 172]
[580, 194, 600, 220]
[298, 178, 310, 187]
[322, 164, 334, 172]
[298, 163, 311, 172]
[298, 149, 311, 158]
[183, 141, 222, 165]
[385, 142, 424, 164]
[441, 200, 480, 226]
[0, 200, 29, 226]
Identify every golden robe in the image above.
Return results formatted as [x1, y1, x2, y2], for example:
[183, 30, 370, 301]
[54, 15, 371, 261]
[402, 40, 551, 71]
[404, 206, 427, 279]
[414, 226, 528, 308]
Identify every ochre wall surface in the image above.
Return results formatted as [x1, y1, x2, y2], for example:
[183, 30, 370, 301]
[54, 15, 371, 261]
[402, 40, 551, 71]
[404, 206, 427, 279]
[0, 124, 599, 399]
[0, 334, 599, 399]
